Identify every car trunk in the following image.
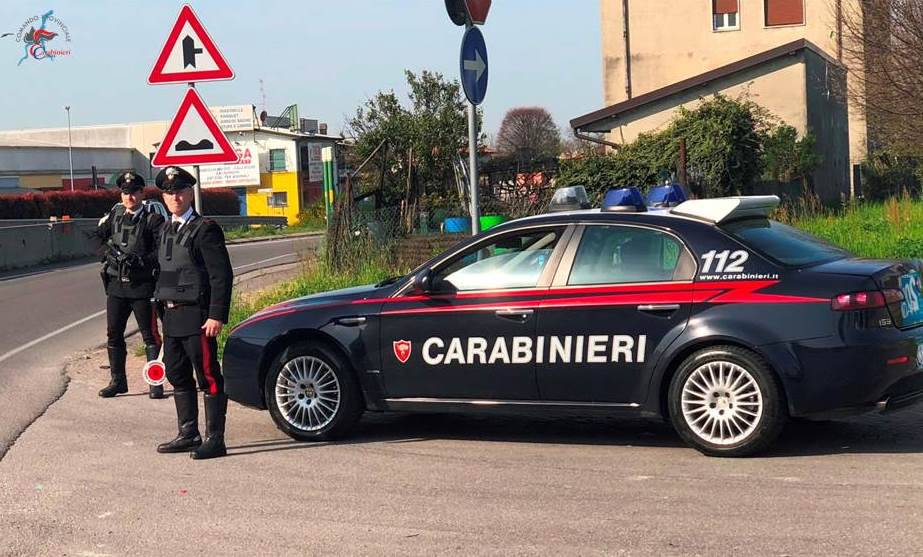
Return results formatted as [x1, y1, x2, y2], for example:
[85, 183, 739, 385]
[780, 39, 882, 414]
[812, 258, 923, 329]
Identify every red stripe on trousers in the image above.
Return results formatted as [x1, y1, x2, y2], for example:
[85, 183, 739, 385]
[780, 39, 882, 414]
[200, 333, 218, 395]
[150, 303, 162, 346]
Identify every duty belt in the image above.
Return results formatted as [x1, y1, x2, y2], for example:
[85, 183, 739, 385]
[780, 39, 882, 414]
[164, 301, 197, 309]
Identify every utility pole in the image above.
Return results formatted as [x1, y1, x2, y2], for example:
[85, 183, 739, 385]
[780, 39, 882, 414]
[65, 105, 74, 191]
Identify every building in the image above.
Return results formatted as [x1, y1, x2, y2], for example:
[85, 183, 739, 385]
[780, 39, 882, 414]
[0, 105, 341, 224]
[572, 0, 870, 202]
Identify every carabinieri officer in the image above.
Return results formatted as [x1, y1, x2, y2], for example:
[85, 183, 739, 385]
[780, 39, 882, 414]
[97, 171, 166, 399]
[153, 167, 234, 460]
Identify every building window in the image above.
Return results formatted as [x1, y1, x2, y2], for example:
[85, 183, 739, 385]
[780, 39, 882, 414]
[268, 191, 288, 207]
[765, 0, 804, 26]
[713, 0, 740, 31]
[269, 149, 287, 172]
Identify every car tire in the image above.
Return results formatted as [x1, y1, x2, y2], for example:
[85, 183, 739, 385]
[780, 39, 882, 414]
[668, 345, 787, 457]
[264, 341, 363, 442]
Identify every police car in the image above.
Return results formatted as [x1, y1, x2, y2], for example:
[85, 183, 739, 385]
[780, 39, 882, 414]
[223, 185, 923, 456]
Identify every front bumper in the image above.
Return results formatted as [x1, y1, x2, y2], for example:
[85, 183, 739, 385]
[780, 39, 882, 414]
[223, 335, 269, 409]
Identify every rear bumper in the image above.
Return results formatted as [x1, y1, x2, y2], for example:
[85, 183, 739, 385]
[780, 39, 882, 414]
[764, 329, 923, 417]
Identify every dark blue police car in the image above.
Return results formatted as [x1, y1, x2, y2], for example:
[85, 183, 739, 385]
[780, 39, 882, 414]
[223, 185, 923, 456]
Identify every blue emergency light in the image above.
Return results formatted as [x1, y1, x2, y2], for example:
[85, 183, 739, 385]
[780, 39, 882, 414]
[646, 183, 687, 208]
[602, 186, 647, 212]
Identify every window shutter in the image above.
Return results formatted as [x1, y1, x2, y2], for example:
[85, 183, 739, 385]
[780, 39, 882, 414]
[765, 0, 804, 26]
[714, 0, 738, 15]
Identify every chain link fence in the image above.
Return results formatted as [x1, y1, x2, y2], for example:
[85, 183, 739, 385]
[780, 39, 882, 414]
[326, 162, 560, 273]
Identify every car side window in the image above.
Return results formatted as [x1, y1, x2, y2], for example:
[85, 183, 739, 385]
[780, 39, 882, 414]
[435, 229, 562, 291]
[567, 225, 693, 285]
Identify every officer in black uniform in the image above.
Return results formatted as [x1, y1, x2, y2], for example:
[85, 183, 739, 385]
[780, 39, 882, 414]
[98, 171, 166, 399]
[153, 167, 234, 460]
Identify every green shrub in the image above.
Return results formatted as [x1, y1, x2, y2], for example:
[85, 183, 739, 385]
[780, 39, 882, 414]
[558, 95, 820, 200]
[861, 149, 921, 201]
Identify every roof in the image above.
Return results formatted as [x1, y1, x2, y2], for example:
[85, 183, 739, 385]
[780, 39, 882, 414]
[571, 39, 841, 133]
[500, 196, 779, 228]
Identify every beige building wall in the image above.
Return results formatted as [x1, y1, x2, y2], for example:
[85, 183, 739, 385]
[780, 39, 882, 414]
[601, 0, 867, 170]
[609, 59, 808, 145]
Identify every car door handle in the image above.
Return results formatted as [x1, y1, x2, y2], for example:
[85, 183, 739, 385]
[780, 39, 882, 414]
[495, 308, 534, 323]
[637, 304, 680, 314]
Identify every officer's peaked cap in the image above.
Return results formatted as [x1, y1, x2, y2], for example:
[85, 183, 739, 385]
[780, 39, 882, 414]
[155, 166, 196, 192]
[116, 170, 145, 192]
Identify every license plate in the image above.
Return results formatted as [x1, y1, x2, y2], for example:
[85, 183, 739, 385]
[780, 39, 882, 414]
[899, 271, 923, 327]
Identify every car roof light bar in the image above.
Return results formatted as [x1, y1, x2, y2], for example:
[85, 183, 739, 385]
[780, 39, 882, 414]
[670, 195, 780, 224]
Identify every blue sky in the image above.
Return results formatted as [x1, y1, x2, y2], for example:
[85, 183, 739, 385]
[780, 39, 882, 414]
[0, 1, 602, 142]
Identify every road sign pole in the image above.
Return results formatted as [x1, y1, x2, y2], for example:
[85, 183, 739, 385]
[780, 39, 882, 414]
[193, 165, 202, 214]
[467, 100, 479, 236]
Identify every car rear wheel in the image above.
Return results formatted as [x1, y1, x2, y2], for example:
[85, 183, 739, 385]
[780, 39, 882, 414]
[264, 342, 362, 442]
[668, 346, 787, 457]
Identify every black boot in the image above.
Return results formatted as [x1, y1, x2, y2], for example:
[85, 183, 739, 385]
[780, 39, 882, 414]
[99, 347, 128, 398]
[145, 344, 164, 400]
[157, 389, 201, 453]
[191, 393, 227, 460]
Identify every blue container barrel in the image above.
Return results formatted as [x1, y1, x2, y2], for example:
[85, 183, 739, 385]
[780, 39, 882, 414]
[443, 217, 471, 234]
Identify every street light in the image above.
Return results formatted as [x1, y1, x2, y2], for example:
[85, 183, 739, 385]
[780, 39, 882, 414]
[65, 105, 74, 191]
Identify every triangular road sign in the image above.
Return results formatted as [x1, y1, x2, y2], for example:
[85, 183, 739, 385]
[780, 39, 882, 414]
[148, 4, 234, 84]
[152, 88, 239, 167]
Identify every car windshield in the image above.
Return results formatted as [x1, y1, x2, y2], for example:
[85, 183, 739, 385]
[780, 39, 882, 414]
[721, 218, 850, 267]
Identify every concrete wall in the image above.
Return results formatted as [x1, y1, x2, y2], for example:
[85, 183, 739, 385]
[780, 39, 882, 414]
[805, 49, 850, 203]
[0, 220, 100, 271]
[601, 0, 868, 183]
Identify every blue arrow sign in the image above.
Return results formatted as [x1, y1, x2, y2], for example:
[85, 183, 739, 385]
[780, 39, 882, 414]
[460, 26, 488, 105]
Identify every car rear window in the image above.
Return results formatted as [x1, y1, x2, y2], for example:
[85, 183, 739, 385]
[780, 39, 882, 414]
[721, 218, 849, 267]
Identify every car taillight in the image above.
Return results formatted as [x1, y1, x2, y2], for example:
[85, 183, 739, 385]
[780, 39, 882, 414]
[831, 289, 903, 311]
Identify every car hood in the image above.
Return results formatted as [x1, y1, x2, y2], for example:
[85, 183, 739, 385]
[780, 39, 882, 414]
[252, 282, 396, 316]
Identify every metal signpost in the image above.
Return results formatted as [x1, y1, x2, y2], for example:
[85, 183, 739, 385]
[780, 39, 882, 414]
[148, 4, 236, 214]
[453, 1, 491, 236]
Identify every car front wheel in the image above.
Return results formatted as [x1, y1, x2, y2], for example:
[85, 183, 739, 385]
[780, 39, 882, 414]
[668, 345, 787, 457]
[264, 342, 362, 442]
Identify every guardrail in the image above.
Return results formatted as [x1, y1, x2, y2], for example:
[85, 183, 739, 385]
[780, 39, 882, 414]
[209, 216, 288, 229]
[0, 216, 290, 271]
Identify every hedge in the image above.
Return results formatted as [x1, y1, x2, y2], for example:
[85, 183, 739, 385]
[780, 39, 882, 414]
[0, 187, 240, 219]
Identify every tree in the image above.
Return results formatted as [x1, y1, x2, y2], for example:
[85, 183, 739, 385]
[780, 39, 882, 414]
[495, 107, 562, 165]
[345, 70, 475, 210]
[842, 0, 923, 158]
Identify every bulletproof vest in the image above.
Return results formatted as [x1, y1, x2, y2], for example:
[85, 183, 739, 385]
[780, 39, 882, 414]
[155, 216, 208, 304]
[105, 204, 150, 279]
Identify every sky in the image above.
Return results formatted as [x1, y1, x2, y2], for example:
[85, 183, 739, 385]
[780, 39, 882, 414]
[0, 0, 603, 143]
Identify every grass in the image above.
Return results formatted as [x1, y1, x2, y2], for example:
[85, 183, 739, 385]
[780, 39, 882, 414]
[224, 222, 325, 241]
[789, 195, 923, 259]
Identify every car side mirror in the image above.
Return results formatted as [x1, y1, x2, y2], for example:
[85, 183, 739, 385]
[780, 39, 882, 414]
[413, 268, 434, 294]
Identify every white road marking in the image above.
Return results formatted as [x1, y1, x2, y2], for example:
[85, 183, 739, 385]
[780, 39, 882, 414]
[0, 242, 302, 363]
[0, 310, 107, 364]
[232, 253, 294, 272]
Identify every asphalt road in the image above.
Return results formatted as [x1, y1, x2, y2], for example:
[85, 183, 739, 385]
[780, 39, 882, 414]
[1, 347, 922, 556]
[0, 234, 321, 458]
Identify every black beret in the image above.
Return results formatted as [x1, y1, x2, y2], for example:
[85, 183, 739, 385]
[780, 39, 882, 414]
[116, 170, 145, 192]
[155, 166, 196, 192]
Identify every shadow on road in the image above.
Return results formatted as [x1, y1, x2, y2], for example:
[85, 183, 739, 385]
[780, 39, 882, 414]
[226, 408, 923, 458]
